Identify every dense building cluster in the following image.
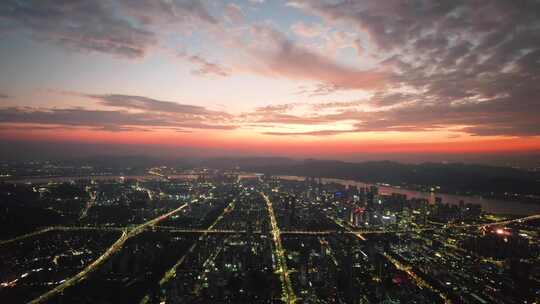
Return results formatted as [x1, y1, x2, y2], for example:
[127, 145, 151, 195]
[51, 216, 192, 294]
[0, 166, 539, 303]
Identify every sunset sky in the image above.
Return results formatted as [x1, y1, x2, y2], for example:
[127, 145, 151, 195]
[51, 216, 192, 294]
[1, 0, 539, 162]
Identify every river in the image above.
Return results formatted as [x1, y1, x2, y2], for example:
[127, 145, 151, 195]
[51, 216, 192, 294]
[277, 175, 540, 216]
[5, 174, 539, 215]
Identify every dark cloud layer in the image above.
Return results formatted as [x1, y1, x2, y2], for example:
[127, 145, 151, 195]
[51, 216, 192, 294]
[277, 0, 540, 137]
[0, 0, 155, 58]
[0, 93, 235, 132]
[0, 99, 235, 131]
[0, 0, 216, 58]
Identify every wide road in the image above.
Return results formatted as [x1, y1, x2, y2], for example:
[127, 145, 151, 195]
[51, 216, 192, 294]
[261, 192, 297, 304]
[29, 203, 190, 304]
[139, 199, 237, 304]
[5, 212, 539, 248]
[79, 190, 97, 220]
[475, 213, 540, 228]
[0, 227, 56, 246]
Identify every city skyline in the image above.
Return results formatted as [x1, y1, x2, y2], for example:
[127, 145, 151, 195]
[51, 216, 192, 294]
[1, 0, 540, 162]
[2, 166, 540, 303]
[1, 3, 540, 302]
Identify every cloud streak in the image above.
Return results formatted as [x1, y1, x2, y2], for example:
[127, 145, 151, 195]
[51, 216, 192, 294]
[262, 129, 358, 136]
[178, 53, 231, 77]
[120, 0, 218, 26]
[86, 94, 229, 117]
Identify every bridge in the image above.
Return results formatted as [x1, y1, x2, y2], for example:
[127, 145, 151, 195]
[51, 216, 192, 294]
[28, 203, 190, 304]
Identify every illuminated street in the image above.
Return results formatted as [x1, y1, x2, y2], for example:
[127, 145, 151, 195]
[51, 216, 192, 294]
[262, 192, 297, 304]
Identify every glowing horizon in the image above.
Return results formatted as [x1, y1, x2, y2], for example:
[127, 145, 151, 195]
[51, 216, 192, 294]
[1, 1, 539, 161]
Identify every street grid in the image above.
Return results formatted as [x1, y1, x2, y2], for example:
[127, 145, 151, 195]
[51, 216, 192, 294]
[2, 192, 538, 304]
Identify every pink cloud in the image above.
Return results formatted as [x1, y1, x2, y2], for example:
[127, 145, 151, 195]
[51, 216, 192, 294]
[245, 25, 388, 90]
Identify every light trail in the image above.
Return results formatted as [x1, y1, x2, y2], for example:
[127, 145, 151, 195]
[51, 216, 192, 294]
[193, 246, 224, 295]
[0, 226, 126, 247]
[29, 203, 190, 304]
[0, 227, 55, 246]
[140, 199, 237, 304]
[261, 192, 297, 304]
[327, 215, 366, 241]
[474, 214, 540, 228]
[319, 237, 339, 267]
[383, 252, 452, 304]
[3, 212, 539, 249]
[79, 190, 97, 220]
[4, 212, 539, 248]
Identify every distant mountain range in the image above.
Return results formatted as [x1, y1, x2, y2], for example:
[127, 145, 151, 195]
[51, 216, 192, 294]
[7, 155, 540, 198]
[197, 157, 540, 198]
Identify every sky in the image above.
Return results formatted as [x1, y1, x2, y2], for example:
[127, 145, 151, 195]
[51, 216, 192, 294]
[0, 0, 539, 163]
